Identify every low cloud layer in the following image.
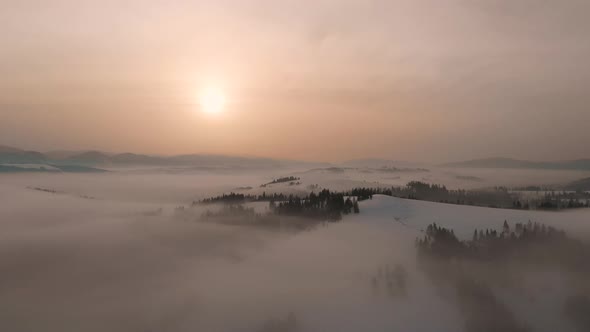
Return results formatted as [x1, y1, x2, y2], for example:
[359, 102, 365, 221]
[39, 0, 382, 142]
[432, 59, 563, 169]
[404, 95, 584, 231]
[1, 171, 589, 331]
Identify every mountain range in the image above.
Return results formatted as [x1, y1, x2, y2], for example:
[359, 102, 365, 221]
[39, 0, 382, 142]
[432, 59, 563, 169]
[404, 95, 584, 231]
[0, 145, 325, 171]
[441, 157, 590, 170]
[2, 146, 590, 172]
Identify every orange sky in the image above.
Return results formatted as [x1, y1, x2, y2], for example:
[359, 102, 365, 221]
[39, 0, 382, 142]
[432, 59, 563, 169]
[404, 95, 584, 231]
[1, 1, 590, 162]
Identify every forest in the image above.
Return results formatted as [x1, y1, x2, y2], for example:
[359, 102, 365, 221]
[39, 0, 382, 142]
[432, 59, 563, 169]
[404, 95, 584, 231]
[415, 220, 590, 332]
[260, 176, 301, 187]
[345, 182, 590, 210]
[197, 189, 359, 225]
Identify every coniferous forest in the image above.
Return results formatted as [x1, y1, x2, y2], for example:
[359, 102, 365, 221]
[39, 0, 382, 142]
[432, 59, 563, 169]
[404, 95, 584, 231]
[415, 221, 590, 332]
[345, 182, 590, 210]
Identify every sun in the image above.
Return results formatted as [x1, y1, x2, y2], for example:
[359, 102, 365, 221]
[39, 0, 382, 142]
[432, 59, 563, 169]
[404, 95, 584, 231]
[198, 87, 226, 114]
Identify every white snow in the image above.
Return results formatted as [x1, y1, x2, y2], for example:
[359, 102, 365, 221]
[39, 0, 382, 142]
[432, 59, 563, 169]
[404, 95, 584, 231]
[357, 194, 590, 240]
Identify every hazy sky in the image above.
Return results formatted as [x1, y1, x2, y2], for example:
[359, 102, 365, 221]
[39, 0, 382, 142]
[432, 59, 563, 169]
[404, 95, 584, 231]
[1, 0, 589, 162]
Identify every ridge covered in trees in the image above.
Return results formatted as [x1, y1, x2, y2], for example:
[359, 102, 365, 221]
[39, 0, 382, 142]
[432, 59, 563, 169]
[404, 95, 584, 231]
[260, 176, 300, 187]
[197, 181, 589, 211]
[197, 189, 359, 222]
[344, 181, 590, 210]
[270, 189, 359, 220]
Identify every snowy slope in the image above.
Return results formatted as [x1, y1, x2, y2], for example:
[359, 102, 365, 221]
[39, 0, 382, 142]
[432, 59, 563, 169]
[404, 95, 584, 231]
[357, 195, 590, 240]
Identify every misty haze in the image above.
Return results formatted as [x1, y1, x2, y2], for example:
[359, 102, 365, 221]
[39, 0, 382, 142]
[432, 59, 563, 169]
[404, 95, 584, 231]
[2, 1, 590, 332]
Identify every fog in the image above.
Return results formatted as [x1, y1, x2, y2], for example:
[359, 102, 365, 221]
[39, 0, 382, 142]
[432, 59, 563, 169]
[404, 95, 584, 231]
[300, 166, 590, 191]
[1, 170, 589, 331]
[0, 172, 450, 331]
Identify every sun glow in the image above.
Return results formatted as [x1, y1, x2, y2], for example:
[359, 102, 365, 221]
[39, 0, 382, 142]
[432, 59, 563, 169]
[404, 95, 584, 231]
[198, 87, 226, 114]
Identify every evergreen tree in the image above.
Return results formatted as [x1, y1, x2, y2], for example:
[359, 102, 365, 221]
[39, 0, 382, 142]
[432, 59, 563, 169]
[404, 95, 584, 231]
[503, 220, 510, 236]
[353, 199, 360, 213]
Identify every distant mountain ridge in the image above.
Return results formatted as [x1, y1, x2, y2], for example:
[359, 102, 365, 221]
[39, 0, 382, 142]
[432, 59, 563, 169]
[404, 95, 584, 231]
[0, 164, 107, 173]
[339, 158, 426, 168]
[442, 157, 590, 170]
[0, 145, 47, 164]
[0, 145, 325, 170]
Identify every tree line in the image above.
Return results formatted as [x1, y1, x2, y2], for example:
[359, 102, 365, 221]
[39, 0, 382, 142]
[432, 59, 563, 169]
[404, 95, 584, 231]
[270, 189, 359, 220]
[198, 189, 360, 221]
[343, 182, 590, 210]
[415, 220, 587, 270]
[415, 220, 590, 332]
[260, 176, 301, 187]
[196, 192, 291, 205]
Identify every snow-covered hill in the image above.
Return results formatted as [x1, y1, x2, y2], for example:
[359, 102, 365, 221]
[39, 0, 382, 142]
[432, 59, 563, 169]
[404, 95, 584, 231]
[356, 195, 590, 240]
